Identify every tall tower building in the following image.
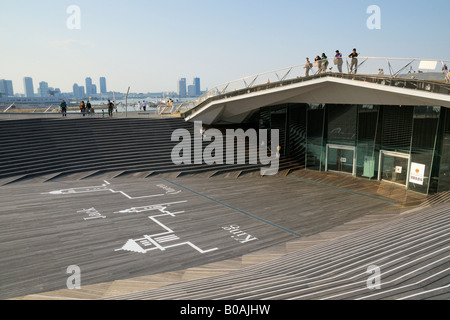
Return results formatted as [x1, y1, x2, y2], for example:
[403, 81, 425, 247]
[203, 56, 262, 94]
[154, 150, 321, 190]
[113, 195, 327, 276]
[73, 84, 80, 98]
[0, 80, 5, 97]
[79, 86, 85, 97]
[178, 78, 187, 98]
[23, 77, 34, 97]
[38, 81, 49, 97]
[188, 85, 196, 97]
[100, 77, 107, 94]
[73, 84, 85, 99]
[85, 77, 94, 95]
[193, 77, 201, 96]
[6, 80, 14, 97]
[0, 80, 14, 97]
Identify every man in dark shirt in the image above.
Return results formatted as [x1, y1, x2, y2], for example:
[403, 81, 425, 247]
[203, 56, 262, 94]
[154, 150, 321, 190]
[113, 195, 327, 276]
[107, 100, 114, 117]
[335, 50, 343, 73]
[60, 100, 67, 117]
[349, 48, 359, 74]
[86, 100, 92, 115]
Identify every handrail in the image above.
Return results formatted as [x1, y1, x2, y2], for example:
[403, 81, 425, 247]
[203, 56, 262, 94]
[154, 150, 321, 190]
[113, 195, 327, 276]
[181, 56, 450, 117]
[2, 103, 15, 113]
[182, 74, 450, 120]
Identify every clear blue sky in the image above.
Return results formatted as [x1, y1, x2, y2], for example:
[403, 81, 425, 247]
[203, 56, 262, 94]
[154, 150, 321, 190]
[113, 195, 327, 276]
[0, 0, 449, 94]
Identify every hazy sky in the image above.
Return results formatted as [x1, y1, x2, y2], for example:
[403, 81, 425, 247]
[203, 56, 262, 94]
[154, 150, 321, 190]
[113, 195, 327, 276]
[1, 0, 449, 94]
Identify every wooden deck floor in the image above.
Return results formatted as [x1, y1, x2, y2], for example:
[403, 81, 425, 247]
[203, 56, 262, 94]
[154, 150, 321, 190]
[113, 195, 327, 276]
[1, 169, 428, 300]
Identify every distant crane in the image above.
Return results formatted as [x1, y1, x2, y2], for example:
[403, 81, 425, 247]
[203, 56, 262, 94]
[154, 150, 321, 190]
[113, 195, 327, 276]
[48, 90, 60, 97]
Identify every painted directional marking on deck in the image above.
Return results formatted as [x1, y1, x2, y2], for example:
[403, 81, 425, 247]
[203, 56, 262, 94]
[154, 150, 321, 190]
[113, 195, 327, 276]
[114, 201, 188, 214]
[42, 180, 177, 199]
[42, 181, 216, 255]
[115, 201, 218, 255]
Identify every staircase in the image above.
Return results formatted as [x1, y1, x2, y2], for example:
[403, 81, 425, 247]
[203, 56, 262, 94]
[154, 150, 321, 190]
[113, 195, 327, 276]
[0, 117, 303, 185]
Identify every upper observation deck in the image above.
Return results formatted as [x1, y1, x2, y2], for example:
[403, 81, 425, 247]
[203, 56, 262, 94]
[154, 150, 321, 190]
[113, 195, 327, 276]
[180, 57, 450, 125]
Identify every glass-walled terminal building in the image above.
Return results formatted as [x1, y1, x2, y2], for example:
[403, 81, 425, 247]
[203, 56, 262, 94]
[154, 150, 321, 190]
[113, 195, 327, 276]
[257, 103, 450, 195]
[184, 72, 450, 195]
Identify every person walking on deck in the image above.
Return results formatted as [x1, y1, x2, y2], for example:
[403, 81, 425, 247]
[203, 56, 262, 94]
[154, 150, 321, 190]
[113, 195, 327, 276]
[60, 100, 67, 117]
[107, 100, 114, 117]
[86, 100, 92, 115]
[79, 101, 86, 116]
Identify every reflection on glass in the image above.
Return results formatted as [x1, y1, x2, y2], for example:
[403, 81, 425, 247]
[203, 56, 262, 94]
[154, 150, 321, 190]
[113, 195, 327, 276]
[381, 154, 409, 185]
[327, 148, 354, 174]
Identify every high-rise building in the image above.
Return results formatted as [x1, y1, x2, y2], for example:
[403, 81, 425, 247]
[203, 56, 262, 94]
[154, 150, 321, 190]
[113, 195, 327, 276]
[188, 85, 196, 97]
[23, 77, 34, 97]
[38, 81, 49, 97]
[6, 80, 14, 97]
[0, 79, 14, 97]
[73, 84, 85, 99]
[100, 77, 107, 94]
[178, 78, 187, 98]
[79, 86, 85, 97]
[73, 84, 80, 98]
[85, 77, 93, 95]
[193, 77, 201, 96]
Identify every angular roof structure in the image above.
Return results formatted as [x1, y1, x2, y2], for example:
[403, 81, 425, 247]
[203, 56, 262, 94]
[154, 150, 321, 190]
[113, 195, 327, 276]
[185, 74, 450, 125]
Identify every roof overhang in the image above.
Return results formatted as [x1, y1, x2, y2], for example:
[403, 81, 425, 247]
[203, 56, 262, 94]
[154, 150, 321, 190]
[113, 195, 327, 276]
[185, 76, 450, 125]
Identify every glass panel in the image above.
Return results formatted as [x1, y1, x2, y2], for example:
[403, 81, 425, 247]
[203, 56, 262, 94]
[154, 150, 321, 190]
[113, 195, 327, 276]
[287, 104, 307, 162]
[306, 104, 325, 170]
[327, 104, 357, 146]
[381, 154, 408, 185]
[381, 106, 413, 153]
[328, 148, 354, 174]
[409, 106, 441, 194]
[436, 109, 450, 193]
[271, 108, 287, 156]
[357, 105, 379, 178]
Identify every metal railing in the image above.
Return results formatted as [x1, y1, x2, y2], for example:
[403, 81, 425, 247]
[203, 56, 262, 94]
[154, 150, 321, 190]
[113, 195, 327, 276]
[182, 57, 450, 117]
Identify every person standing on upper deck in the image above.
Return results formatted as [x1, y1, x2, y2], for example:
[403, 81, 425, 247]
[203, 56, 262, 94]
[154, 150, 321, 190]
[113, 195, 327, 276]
[321, 53, 329, 73]
[349, 48, 359, 74]
[304, 58, 312, 77]
[335, 50, 343, 73]
[315, 56, 322, 74]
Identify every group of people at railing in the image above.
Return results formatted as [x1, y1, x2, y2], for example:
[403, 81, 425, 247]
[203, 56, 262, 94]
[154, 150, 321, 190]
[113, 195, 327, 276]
[194, 51, 450, 106]
[58, 99, 115, 117]
[304, 48, 359, 76]
[78, 100, 94, 116]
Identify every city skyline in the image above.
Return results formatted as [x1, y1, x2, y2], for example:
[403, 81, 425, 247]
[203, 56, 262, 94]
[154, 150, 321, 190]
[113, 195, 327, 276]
[1, 75, 200, 97]
[1, 75, 203, 100]
[1, 0, 449, 94]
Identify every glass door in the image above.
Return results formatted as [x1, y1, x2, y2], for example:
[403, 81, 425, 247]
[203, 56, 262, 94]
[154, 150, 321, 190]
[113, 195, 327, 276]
[378, 151, 410, 186]
[326, 145, 356, 175]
